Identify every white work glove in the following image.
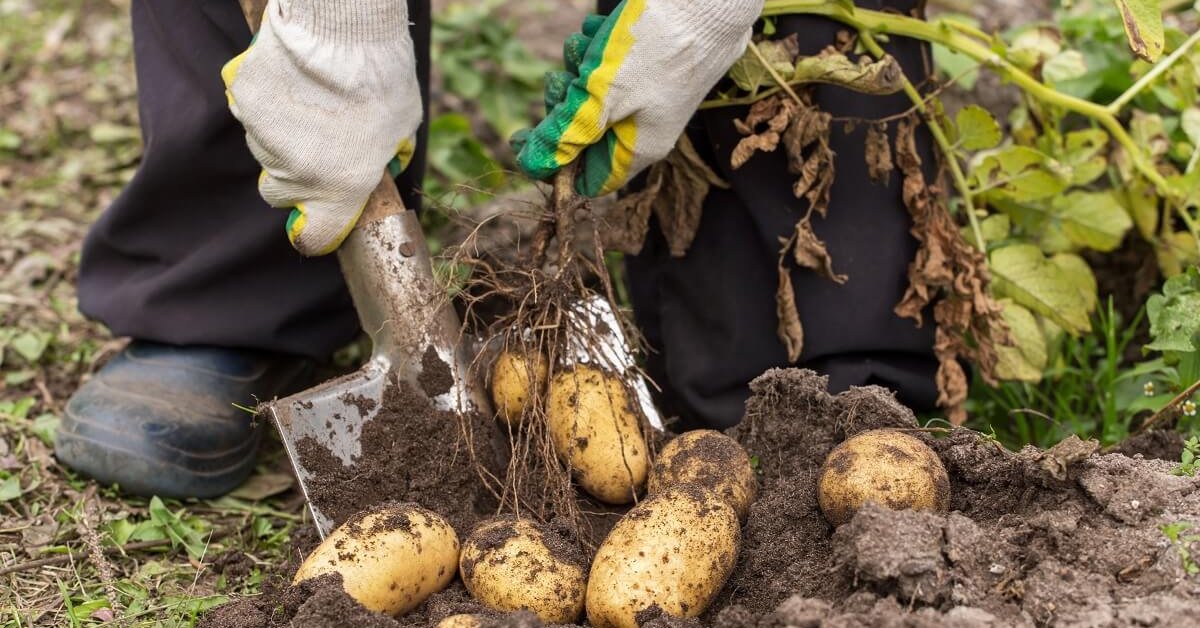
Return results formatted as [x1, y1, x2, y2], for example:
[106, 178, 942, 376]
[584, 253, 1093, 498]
[222, 0, 422, 256]
[515, 0, 763, 197]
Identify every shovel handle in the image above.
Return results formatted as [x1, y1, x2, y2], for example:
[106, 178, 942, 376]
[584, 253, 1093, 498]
[237, 0, 406, 226]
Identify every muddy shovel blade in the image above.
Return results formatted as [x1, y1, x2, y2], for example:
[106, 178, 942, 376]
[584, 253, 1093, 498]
[262, 177, 488, 538]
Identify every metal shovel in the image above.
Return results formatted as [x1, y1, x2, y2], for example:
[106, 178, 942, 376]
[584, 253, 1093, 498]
[236, 0, 489, 538]
[264, 178, 490, 537]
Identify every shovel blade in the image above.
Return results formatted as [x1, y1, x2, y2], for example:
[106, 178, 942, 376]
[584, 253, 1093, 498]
[263, 358, 389, 536]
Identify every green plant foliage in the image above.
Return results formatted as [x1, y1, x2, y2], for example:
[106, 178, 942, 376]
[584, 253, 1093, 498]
[989, 244, 1093, 335]
[424, 1, 553, 215]
[1174, 436, 1200, 475]
[965, 300, 1154, 447]
[1161, 520, 1200, 575]
[432, 1, 553, 141]
[1147, 266, 1200, 355]
[1114, 0, 1166, 61]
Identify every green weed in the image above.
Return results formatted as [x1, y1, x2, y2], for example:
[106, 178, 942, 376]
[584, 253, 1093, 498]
[966, 299, 1153, 448]
[1161, 521, 1200, 575]
[1174, 436, 1200, 476]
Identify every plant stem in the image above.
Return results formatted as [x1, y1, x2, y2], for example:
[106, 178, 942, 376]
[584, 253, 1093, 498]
[759, 1, 1171, 193]
[1136, 376, 1200, 436]
[856, 29, 987, 251]
[749, 40, 808, 107]
[1109, 28, 1200, 114]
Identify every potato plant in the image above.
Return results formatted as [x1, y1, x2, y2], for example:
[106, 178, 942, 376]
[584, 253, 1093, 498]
[667, 0, 1200, 422]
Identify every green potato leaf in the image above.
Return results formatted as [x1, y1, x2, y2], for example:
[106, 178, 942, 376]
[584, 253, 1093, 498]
[1146, 266, 1200, 353]
[1050, 253, 1100, 314]
[728, 38, 797, 93]
[1113, 0, 1165, 62]
[1053, 191, 1133, 252]
[956, 105, 1002, 151]
[990, 244, 1093, 335]
[973, 146, 1070, 202]
[994, 300, 1049, 382]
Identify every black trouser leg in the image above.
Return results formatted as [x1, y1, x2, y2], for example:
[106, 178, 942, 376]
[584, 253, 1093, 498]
[78, 0, 432, 359]
[596, 0, 940, 429]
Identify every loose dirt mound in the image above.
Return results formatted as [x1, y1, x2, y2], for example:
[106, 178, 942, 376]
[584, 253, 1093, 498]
[293, 373, 504, 535]
[708, 369, 1200, 626]
[203, 369, 1200, 627]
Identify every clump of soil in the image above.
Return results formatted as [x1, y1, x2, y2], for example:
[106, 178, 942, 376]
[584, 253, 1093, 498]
[1112, 426, 1186, 462]
[419, 345, 455, 398]
[294, 375, 504, 534]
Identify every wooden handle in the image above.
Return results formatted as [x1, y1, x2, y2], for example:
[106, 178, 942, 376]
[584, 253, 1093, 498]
[239, 0, 267, 32]
[237, 0, 407, 225]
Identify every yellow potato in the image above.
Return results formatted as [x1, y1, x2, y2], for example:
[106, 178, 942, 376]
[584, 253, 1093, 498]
[586, 485, 740, 628]
[460, 517, 586, 623]
[490, 350, 549, 426]
[547, 366, 648, 504]
[437, 615, 482, 628]
[648, 430, 758, 521]
[294, 503, 459, 616]
[817, 429, 951, 527]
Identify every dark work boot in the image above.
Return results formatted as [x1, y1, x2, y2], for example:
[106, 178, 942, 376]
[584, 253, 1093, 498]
[55, 341, 315, 499]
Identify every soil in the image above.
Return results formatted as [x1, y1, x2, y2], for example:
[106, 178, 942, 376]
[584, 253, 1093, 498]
[1111, 427, 1187, 463]
[419, 345, 455, 398]
[204, 368, 1200, 627]
[293, 373, 504, 534]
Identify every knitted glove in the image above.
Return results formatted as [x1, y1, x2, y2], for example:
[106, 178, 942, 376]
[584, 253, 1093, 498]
[515, 0, 762, 197]
[222, 0, 422, 256]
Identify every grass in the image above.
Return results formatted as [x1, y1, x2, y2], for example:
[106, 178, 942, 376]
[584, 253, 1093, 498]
[964, 299, 1196, 450]
[964, 298, 1154, 448]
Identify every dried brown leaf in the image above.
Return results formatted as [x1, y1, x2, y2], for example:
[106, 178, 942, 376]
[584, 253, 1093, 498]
[657, 135, 728, 257]
[892, 116, 1010, 424]
[793, 219, 847, 284]
[732, 133, 781, 169]
[778, 97, 835, 216]
[605, 171, 662, 255]
[776, 264, 804, 363]
[603, 135, 728, 257]
[936, 352, 968, 425]
[865, 122, 894, 185]
[732, 98, 793, 169]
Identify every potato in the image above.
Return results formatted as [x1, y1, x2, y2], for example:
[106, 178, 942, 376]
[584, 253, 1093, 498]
[294, 503, 459, 616]
[490, 350, 548, 425]
[437, 615, 482, 628]
[817, 429, 951, 527]
[648, 430, 757, 521]
[586, 485, 740, 628]
[547, 365, 648, 504]
[460, 516, 586, 623]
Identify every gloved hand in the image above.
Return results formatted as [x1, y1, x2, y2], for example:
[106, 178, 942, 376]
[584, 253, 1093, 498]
[221, 0, 422, 256]
[515, 0, 763, 198]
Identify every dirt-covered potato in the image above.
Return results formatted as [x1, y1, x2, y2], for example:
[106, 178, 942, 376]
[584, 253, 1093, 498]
[460, 516, 586, 623]
[648, 430, 757, 521]
[294, 503, 460, 616]
[547, 365, 648, 504]
[587, 485, 740, 628]
[817, 429, 950, 527]
[437, 615, 482, 628]
[490, 350, 549, 425]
